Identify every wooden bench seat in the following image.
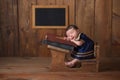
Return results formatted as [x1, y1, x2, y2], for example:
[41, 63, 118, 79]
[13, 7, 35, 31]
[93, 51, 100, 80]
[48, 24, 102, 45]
[47, 44, 100, 72]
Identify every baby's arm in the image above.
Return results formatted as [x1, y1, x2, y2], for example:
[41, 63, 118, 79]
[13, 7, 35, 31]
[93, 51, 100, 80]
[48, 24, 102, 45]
[71, 39, 85, 46]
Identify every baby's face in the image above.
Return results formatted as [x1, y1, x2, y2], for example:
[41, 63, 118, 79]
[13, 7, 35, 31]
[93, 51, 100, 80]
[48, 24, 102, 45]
[66, 28, 78, 40]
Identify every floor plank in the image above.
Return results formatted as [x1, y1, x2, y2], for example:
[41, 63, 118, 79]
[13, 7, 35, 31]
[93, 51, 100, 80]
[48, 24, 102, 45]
[0, 72, 120, 80]
[0, 57, 51, 73]
[0, 57, 120, 80]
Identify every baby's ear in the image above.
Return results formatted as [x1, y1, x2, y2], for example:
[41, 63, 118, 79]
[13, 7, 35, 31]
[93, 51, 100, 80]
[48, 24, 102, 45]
[77, 29, 79, 32]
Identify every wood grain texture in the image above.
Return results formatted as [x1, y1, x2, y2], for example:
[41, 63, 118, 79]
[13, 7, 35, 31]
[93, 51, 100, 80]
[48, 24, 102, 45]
[0, 0, 18, 56]
[95, 0, 112, 57]
[18, 0, 37, 56]
[95, 0, 112, 71]
[112, 0, 120, 56]
[0, 57, 120, 80]
[75, 0, 95, 40]
[0, 0, 120, 60]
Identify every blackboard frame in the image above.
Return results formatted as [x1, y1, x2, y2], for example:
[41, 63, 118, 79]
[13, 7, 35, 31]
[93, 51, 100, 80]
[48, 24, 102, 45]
[32, 5, 68, 28]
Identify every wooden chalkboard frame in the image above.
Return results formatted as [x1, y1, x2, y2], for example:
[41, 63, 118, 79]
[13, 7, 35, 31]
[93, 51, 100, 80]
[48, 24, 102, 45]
[32, 5, 68, 28]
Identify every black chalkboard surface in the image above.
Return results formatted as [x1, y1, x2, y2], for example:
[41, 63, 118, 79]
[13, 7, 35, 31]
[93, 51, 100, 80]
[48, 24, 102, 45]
[32, 5, 68, 28]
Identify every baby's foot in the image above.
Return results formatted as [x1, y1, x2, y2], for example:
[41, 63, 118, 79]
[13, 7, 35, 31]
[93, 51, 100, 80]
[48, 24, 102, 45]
[65, 61, 75, 68]
[65, 59, 80, 68]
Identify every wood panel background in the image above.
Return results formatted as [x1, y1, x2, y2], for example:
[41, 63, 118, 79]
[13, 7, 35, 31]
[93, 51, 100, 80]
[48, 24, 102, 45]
[0, 0, 75, 57]
[112, 0, 120, 57]
[0, 0, 19, 56]
[0, 0, 120, 60]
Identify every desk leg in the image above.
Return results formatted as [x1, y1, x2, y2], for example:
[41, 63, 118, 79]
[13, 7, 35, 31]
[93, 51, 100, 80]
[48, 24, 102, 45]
[50, 49, 67, 71]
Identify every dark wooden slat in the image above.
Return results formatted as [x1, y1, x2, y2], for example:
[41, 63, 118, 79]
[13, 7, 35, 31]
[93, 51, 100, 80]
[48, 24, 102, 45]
[95, 0, 112, 71]
[18, 0, 37, 56]
[112, 0, 120, 57]
[0, 0, 18, 56]
[75, 0, 95, 40]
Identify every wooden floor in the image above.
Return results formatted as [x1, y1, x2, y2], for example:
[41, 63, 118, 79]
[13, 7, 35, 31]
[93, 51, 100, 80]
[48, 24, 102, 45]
[0, 57, 120, 80]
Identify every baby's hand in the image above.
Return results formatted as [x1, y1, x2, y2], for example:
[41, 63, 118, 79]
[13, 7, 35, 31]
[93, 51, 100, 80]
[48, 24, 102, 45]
[70, 39, 75, 42]
[64, 37, 70, 41]
[63, 37, 67, 40]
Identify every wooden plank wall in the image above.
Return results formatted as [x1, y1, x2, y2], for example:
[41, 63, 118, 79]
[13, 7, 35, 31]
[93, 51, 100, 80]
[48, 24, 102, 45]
[0, 0, 19, 56]
[112, 0, 120, 57]
[0, 0, 120, 59]
[75, 0, 95, 40]
[0, 0, 75, 57]
[95, 0, 112, 58]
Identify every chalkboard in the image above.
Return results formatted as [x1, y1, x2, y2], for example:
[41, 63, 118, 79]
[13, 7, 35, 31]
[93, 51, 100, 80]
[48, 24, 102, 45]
[32, 5, 68, 28]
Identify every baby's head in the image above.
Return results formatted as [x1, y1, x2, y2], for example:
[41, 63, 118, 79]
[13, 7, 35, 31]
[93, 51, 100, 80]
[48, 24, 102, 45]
[65, 25, 79, 40]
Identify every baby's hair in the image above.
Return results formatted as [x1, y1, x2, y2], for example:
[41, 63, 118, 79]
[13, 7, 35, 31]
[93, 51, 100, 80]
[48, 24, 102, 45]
[65, 25, 79, 32]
